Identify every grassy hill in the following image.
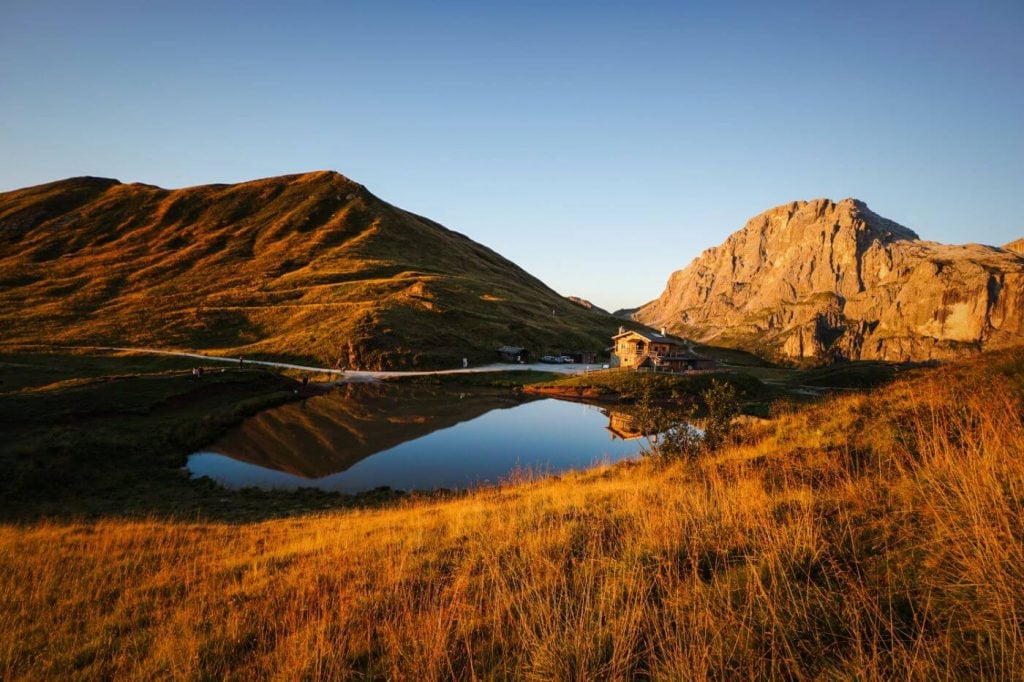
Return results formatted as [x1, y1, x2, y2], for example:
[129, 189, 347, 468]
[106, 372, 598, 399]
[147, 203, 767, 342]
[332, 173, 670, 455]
[0, 171, 624, 368]
[3, 349, 1023, 678]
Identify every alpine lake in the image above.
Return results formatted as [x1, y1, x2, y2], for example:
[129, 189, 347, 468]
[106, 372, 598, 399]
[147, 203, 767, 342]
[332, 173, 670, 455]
[188, 382, 651, 494]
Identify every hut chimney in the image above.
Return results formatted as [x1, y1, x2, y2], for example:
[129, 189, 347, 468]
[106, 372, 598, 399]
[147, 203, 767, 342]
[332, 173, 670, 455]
[618, 326, 625, 334]
[661, 327, 666, 336]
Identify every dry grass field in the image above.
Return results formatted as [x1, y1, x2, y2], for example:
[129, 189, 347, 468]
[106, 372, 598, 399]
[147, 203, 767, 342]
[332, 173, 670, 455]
[3, 351, 1024, 679]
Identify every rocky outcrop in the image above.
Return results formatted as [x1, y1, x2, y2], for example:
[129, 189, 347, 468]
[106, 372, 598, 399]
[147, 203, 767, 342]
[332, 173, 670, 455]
[566, 296, 609, 315]
[636, 198, 1024, 363]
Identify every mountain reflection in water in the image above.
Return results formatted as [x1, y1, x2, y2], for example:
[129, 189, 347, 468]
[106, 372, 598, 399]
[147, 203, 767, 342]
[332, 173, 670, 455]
[188, 384, 648, 493]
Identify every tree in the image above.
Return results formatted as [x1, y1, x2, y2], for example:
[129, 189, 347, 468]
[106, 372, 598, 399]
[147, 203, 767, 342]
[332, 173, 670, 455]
[636, 385, 701, 463]
[636, 378, 741, 463]
[701, 379, 740, 450]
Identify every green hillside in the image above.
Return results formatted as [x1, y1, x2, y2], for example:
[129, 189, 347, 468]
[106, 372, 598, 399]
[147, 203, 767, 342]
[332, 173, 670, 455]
[0, 171, 624, 368]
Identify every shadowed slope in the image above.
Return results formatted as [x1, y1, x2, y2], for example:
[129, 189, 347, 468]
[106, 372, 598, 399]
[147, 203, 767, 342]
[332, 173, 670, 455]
[0, 171, 620, 368]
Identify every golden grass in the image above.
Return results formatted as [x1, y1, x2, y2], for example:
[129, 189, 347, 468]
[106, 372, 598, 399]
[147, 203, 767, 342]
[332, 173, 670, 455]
[3, 353, 1024, 679]
[0, 173, 622, 369]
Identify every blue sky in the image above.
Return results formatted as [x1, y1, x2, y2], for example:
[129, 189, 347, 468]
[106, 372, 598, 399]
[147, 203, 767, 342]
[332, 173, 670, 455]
[2, 0, 1022, 310]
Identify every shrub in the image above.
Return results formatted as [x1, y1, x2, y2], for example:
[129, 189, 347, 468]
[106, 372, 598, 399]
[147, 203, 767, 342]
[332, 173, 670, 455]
[701, 379, 740, 450]
[637, 379, 742, 462]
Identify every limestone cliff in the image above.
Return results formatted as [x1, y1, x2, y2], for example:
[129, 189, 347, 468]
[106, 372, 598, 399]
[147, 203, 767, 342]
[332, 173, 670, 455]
[636, 198, 1024, 362]
[1004, 238, 1024, 255]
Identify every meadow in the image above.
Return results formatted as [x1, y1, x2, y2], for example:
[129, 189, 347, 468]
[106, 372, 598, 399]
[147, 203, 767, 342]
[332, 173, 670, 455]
[3, 350, 1023, 678]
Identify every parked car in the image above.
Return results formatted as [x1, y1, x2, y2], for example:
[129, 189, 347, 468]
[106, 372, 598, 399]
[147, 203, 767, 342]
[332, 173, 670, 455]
[558, 356, 575, 363]
[539, 355, 559, 364]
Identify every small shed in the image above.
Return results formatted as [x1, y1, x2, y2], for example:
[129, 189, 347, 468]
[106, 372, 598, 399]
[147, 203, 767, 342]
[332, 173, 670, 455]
[497, 345, 529, 363]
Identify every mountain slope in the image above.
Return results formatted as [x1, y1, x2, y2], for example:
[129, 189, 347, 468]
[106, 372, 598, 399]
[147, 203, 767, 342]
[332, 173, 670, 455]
[636, 198, 1024, 362]
[0, 171, 621, 368]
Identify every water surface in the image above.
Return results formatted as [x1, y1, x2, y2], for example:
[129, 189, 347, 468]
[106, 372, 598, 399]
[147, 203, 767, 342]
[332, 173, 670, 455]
[188, 384, 646, 493]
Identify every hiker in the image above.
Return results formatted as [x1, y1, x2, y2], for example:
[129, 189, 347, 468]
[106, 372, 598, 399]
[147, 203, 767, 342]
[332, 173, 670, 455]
[302, 375, 309, 387]
[238, 357, 243, 368]
[462, 357, 468, 368]
[197, 366, 204, 378]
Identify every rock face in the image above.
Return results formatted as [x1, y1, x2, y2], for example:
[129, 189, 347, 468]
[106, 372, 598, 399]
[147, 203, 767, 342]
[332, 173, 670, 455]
[636, 198, 1024, 363]
[1004, 238, 1024, 255]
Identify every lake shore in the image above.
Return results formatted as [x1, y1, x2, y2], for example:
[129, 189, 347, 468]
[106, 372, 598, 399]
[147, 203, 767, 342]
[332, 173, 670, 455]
[3, 349, 1022, 678]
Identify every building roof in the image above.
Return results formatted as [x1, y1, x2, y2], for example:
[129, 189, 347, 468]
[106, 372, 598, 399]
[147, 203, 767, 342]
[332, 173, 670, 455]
[612, 328, 686, 346]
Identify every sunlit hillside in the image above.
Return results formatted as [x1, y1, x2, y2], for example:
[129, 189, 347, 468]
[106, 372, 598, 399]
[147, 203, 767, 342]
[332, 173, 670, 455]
[0, 171, 621, 368]
[3, 351, 1023, 679]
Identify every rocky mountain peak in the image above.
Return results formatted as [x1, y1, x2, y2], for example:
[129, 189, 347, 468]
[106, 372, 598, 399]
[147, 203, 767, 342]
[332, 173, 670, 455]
[731, 197, 918, 248]
[636, 199, 1024, 363]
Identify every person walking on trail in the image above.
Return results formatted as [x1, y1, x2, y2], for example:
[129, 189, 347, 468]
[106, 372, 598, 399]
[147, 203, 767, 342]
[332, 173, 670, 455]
[238, 357, 243, 368]
[462, 357, 468, 369]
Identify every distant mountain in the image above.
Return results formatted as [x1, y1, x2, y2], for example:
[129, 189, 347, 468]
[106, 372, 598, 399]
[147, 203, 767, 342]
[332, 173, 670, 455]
[0, 171, 622, 368]
[636, 198, 1024, 363]
[611, 307, 638, 319]
[1004, 238, 1024, 255]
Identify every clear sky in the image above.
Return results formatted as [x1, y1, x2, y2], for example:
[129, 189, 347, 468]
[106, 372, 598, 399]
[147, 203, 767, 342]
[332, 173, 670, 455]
[2, 1, 1022, 311]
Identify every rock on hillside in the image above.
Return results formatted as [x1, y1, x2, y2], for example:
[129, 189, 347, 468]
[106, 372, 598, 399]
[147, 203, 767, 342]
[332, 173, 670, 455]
[566, 296, 609, 315]
[636, 198, 1024, 363]
[0, 171, 621, 368]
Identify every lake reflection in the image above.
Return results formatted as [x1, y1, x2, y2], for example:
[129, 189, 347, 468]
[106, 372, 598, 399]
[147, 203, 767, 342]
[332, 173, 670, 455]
[188, 384, 647, 493]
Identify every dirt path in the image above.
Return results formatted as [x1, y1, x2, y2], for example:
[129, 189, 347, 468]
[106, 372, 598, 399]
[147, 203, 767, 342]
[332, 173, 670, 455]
[73, 346, 591, 382]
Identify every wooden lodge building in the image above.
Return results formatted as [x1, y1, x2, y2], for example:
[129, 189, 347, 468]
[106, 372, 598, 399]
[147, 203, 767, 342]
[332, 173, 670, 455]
[611, 327, 714, 372]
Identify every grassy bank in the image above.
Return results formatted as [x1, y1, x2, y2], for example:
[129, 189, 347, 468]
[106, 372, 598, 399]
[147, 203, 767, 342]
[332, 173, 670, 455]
[0, 349, 367, 519]
[3, 350, 1023, 677]
[524, 368, 771, 405]
[388, 369, 563, 388]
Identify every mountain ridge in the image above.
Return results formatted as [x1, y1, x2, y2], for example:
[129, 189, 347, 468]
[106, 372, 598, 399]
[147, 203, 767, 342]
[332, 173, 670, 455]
[0, 171, 625, 368]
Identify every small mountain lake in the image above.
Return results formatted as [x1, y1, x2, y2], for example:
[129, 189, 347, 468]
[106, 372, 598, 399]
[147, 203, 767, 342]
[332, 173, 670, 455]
[188, 383, 649, 494]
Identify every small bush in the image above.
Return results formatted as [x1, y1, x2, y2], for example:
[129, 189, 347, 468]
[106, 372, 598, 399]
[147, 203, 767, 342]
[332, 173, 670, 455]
[636, 379, 741, 462]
